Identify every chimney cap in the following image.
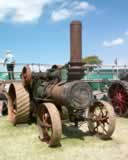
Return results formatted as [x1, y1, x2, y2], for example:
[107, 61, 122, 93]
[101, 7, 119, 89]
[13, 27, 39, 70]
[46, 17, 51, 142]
[71, 21, 81, 25]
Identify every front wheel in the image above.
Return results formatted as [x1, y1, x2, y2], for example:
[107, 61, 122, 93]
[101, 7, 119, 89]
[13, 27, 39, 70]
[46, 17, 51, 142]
[37, 103, 62, 147]
[88, 100, 116, 140]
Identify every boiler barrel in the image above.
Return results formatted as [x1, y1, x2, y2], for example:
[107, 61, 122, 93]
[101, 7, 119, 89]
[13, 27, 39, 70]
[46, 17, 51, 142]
[46, 81, 93, 110]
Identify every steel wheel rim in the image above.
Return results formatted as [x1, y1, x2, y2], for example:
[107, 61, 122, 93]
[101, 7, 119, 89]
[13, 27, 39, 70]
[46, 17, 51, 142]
[109, 83, 128, 116]
[8, 83, 30, 125]
[37, 103, 62, 147]
[90, 102, 110, 136]
[38, 106, 52, 143]
[8, 84, 17, 124]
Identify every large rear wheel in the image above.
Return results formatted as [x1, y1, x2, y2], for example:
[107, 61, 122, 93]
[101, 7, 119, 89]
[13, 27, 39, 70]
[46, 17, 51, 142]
[8, 83, 30, 125]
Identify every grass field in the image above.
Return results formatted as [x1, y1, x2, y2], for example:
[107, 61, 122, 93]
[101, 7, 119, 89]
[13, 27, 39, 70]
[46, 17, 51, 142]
[0, 116, 128, 160]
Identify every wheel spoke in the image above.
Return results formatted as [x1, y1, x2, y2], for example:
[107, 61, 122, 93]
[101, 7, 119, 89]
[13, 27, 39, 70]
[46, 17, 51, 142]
[37, 103, 62, 147]
[109, 82, 128, 116]
[94, 122, 99, 132]
[88, 100, 116, 139]
[100, 123, 108, 134]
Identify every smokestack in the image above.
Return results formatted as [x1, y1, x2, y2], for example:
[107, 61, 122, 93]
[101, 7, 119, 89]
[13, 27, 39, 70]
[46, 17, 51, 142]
[70, 21, 82, 63]
[68, 21, 84, 81]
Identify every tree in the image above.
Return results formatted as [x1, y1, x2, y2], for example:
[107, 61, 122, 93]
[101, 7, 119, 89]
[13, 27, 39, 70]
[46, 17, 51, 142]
[82, 56, 102, 72]
[82, 56, 102, 65]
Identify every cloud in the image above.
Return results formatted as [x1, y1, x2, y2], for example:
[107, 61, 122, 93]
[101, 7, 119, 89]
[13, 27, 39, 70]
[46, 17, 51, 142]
[51, 1, 96, 22]
[125, 31, 128, 36]
[51, 9, 71, 22]
[0, 0, 52, 23]
[0, 0, 96, 23]
[103, 38, 125, 48]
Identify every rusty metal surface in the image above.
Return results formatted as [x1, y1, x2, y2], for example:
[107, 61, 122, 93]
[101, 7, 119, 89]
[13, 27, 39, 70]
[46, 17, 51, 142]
[108, 80, 128, 116]
[88, 100, 116, 139]
[37, 103, 62, 147]
[68, 21, 84, 80]
[70, 21, 82, 63]
[8, 83, 30, 125]
[22, 65, 32, 87]
[46, 80, 93, 110]
[21, 66, 93, 111]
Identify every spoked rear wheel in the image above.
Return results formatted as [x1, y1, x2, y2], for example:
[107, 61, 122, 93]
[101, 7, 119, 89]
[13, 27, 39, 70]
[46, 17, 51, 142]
[108, 81, 128, 116]
[37, 103, 62, 147]
[88, 100, 116, 140]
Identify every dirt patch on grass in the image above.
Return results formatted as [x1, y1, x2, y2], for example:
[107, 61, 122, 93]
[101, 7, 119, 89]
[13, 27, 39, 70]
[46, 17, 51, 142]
[0, 117, 128, 160]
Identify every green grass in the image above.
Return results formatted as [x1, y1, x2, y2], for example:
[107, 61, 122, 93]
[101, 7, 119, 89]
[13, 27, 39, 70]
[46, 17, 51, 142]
[0, 116, 128, 160]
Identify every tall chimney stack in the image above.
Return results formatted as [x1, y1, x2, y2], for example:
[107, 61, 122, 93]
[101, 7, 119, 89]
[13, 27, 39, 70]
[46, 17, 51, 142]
[68, 21, 84, 81]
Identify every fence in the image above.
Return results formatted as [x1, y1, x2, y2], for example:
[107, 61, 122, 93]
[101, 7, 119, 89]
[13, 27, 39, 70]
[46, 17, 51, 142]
[0, 63, 52, 80]
[0, 63, 128, 90]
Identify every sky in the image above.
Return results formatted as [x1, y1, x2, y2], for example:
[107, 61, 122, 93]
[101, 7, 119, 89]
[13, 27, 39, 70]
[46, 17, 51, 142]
[0, 0, 128, 65]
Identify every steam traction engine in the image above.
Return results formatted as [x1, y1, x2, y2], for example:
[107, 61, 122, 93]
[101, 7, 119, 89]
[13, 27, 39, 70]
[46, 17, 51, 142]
[7, 21, 116, 147]
[108, 72, 128, 117]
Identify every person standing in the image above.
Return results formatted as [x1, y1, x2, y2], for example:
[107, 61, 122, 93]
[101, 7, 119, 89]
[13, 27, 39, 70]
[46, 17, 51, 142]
[3, 50, 15, 80]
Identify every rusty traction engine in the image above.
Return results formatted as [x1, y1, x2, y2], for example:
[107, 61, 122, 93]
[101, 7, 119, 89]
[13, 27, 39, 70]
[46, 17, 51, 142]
[7, 21, 116, 147]
[108, 72, 128, 117]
